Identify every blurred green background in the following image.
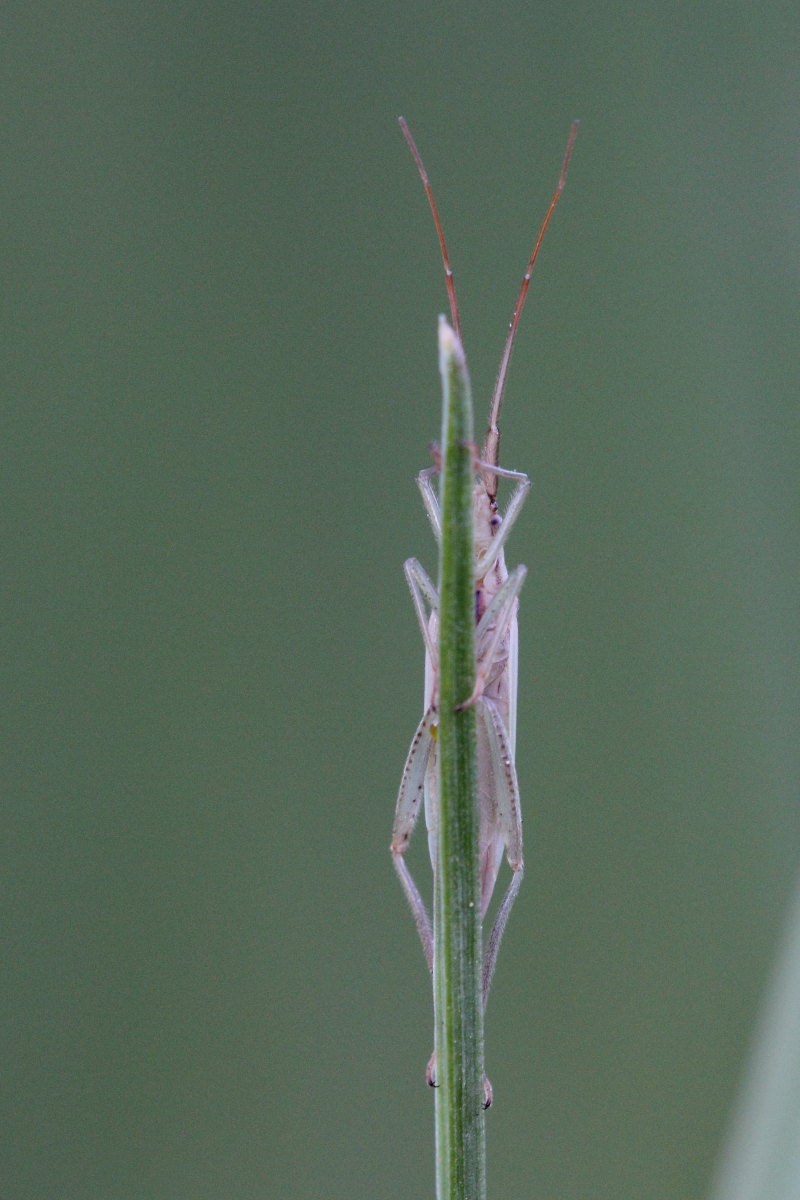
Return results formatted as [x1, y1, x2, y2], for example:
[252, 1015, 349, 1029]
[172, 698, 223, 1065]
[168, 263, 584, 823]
[3, 2, 798, 1197]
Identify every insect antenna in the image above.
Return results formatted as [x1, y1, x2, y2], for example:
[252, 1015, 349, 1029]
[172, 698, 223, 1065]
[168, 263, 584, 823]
[398, 117, 462, 340]
[482, 119, 579, 497]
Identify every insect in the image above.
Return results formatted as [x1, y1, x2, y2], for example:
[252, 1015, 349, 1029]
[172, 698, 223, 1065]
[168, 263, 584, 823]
[390, 118, 578, 1102]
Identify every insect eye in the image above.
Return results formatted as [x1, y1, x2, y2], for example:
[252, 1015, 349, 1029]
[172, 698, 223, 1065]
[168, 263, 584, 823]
[490, 514, 502, 529]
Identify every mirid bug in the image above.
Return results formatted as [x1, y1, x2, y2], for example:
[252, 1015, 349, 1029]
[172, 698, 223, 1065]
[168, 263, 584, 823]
[390, 119, 578, 1104]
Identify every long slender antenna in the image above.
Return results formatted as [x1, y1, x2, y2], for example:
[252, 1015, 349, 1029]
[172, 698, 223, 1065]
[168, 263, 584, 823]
[398, 117, 461, 340]
[482, 120, 579, 492]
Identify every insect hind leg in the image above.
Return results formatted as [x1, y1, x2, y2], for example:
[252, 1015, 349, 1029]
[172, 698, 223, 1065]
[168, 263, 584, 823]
[482, 865, 524, 1007]
[391, 707, 437, 970]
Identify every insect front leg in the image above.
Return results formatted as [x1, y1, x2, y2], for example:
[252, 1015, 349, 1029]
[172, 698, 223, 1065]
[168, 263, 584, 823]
[475, 465, 531, 579]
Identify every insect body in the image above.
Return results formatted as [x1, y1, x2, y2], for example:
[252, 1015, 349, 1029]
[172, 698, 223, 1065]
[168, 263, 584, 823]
[393, 455, 530, 994]
[391, 118, 577, 1094]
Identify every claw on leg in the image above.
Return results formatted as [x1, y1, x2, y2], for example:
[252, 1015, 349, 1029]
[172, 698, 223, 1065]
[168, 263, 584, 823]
[425, 1050, 493, 1109]
[455, 680, 483, 712]
[426, 1051, 438, 1089]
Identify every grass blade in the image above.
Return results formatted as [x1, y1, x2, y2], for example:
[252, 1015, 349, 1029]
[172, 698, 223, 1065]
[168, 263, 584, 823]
[434, 316, 487, 1200]
[709, 871, 800, 1200]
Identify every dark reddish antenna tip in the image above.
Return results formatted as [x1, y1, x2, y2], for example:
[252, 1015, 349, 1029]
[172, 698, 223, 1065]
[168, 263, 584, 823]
[398, 117, 462, 339]
[482, 119, 579, 489]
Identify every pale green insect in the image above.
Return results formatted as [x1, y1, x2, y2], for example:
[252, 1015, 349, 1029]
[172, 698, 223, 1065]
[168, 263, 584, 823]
[391, 119, 578, 1104]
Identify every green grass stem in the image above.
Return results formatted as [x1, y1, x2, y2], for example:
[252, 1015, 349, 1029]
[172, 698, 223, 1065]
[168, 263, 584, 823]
[433, 316, 487, 1200]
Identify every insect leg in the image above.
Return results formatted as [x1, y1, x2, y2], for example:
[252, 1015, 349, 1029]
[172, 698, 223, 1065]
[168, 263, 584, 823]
[458, 564, 527, 711]
[391, 707, 437, 970]
[425, 1052, 495, 1110]
[416, 465, 441, 543]
[403, 558, 439, 665]
[475, 469, 531, 578]
[475, 697, 524, 1005]
[475, 563, 527, 648]
[477, 697, 523, 875]
[483, 867, 524, 1007]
